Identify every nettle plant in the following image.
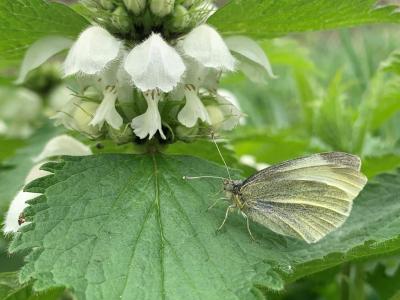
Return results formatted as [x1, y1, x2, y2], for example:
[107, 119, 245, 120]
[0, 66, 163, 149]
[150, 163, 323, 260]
[2, 0, 400, 299]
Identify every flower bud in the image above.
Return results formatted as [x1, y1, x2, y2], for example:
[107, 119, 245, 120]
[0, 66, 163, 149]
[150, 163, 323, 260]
[111, 6, 131, 33]
[109, 125, 134, 144]
[100, 0, 114, 10]
[123, 0, 146, 14]
[83, 86, 103, 102]
[182, 0, 193, 8]
[175, 124, 199, 141]
[150, 0, 175, 17]
[171, 5, 189, 30]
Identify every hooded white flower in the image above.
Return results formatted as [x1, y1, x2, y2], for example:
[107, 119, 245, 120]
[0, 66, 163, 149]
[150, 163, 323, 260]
[181, 24, 235, 71]
[90, 86, 123, 129]
[214, 93, 242, 130]
[33, 134, 92, 163]
[64, 26, 122, 76]
[178, 85, 210, 128]
[3, 135, 92, 234]
[124, 33, 186, 92]
[131, 91, 166, 139]
[224, 36, 276, 83]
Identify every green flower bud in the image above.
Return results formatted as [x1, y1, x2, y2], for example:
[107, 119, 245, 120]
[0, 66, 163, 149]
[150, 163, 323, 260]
[175, 124, 199, 142]
[83, 86, 103, 102]
[123, 0, 146, 14]
[182, 0, 193, 8]
[109, 125, 134, 144]
[111, 6, 131, 32]
[150, 0, 175, 17]
[100, 0, 114, 10]
[171, 5, 189, 30]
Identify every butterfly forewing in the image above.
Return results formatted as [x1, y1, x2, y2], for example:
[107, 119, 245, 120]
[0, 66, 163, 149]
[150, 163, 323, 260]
[240, 152, 367, 243]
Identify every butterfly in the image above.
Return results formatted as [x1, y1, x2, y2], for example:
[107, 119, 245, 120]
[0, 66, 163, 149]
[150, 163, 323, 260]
[186, 151, 367, 244]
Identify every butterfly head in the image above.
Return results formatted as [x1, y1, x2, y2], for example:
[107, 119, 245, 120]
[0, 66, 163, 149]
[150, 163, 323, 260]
[223, 179, 243, 197]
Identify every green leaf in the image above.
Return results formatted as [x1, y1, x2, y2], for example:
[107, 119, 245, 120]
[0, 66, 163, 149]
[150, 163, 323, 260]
[362, 154, 400, 179]
[0, 272, 66, 300]
[0, 124, 60, 211]
[0, 0, 88, 66]
[367, 263, 400, 300]
[10, 154, 400, 299]
[208, 1, 400, 38]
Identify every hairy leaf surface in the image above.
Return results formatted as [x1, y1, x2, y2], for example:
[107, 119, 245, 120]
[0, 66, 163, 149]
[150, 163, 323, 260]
[209, 0, 400, 38]
[10, 155, 400, 299]
[0, 0, 88, 66]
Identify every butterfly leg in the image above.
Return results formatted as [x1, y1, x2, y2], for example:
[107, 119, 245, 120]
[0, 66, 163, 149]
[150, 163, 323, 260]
[242, 212, 256, 242]
[207, 197, 227, 211]
[217, 204, 236, 232]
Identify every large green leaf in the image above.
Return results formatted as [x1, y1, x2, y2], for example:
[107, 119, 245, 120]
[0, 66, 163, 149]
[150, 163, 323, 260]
[208, 0, 400, 38]
[0, 272, 66, 300]
[9, 154, 400, 299]
[0, 0, 88, 66]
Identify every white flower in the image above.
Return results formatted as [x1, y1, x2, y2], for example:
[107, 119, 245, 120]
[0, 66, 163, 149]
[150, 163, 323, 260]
[224, 36, 276, 83]
[33, 134, 92, 163]
[131, 90, 166, 139]
[90, 86, 123, 129]
[214, 93, 242, 130]
[64, 26, 122, 76]
[178, 85, 210, 128]
[181, 24, 235, 71]
[4, 135, 92, 234]
[124, 33, 186, 92]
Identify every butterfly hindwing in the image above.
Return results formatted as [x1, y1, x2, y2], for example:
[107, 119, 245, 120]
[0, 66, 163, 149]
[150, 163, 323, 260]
[240, 152, 367, 243]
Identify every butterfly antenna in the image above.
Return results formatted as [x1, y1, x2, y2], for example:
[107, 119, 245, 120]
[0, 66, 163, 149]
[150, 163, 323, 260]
[211, 131, 232, 180]
[183, 175, 226, 180]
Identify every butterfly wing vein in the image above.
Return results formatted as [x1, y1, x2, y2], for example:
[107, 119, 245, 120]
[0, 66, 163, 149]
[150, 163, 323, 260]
[240, 152, 367, 243]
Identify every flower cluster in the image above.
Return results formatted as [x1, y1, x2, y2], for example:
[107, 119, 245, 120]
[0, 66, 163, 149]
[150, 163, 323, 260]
[53, 0, 274, 147]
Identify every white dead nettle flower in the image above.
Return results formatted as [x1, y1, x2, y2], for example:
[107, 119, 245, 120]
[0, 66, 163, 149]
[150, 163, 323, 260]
[64, 26, 122, 76]
[224, 36, 276, 83]
[131, 90, 166, 140]
[64, 26, 124, 130]
[34, 134, 92, 163]
[124, 33, 186, 93]
[181, 24, 235, 71]
[3, 135, 92, 234]
[178, 84, 210, 128]
[89, 86, 123, 130]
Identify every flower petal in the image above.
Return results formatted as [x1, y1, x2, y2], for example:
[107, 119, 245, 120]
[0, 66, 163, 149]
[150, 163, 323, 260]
[34, 135, 93, 163]
[90, 87, 123, 129]
[64, 26, 122, 76]
[124, 33, 185, 92]
[4, 136, 92, 234]
[224, 36, 276, 83]
[181, 24, 235, 71]
[214, 93, 242, 130]
[16, 36, 73, 84]
[178, 86, 210, 128]
[131, 91, 166, 139]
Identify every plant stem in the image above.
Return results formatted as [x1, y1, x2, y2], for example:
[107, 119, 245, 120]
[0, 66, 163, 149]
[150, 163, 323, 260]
[341, 263, 351, 300]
